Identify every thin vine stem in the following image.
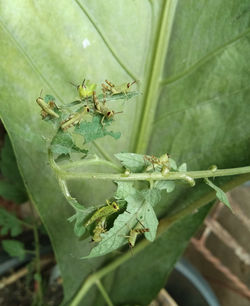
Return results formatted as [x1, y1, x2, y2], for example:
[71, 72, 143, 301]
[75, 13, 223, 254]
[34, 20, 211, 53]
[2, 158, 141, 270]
[58, 165, 250, 181]
[29, 202, 43, 305]
[59, 155, 122, 172]
[95, 280, 114, 306]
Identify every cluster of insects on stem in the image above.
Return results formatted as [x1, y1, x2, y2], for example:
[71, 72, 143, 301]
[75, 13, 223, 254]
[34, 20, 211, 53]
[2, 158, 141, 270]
[36, 78, 137, 130]
[144, 153, 170, 175]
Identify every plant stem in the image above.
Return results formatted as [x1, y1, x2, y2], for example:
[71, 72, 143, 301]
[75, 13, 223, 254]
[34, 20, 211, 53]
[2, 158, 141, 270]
[95, 279, 114, 306]
[19, 219, 34, 229]
[60, 155, 122, 172]
[59, 165, 250, 181]
[29, 203, 43, 305]
[70, 172, 250, 305]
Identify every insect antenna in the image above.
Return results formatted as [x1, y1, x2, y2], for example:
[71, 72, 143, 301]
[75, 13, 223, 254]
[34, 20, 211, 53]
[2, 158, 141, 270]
[82, 79, 86, 88]
[69, 81, 78, 88]
[136, 218, 146, 228]
[114, 111, 123, 115]
[127, 80, 136, 88]
[39, 89, 43, 97]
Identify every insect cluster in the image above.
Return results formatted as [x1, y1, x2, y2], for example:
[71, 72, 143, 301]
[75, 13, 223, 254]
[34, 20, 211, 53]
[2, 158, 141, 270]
[84, 199, 149, 248]
[84, 200, 120, 242]
[36, 79, 136, 130]
[144, 153, 170, 174]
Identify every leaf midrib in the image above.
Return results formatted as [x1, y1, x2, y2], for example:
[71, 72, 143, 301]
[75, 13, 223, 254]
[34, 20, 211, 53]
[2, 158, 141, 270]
[134, 0, 179, 154]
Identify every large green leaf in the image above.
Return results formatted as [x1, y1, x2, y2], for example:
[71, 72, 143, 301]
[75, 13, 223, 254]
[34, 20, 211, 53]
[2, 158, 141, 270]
[0, 1, 250, 305]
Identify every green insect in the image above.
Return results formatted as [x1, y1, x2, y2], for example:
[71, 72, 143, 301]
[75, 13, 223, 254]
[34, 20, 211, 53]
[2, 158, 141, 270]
[92, 217, 107, 242]
[144, 153, 170, 174]
[71, 79, 97, 100]
[92, 90, 122, 126]
[85, 200, 120, 227]
[36, 91, 59, 119]
[60, 105, 90, 131]
[125, 221, 149, 248]
[101, 79, 136, 96]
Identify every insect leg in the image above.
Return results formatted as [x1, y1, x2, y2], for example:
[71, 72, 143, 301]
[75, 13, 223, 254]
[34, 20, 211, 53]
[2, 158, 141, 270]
[105, 79, 115, 88]
[102, 87, 107, 105]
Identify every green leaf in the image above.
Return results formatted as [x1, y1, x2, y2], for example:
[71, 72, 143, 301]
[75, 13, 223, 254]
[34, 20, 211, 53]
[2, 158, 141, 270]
[44, 94, 56, 104]
[74, 115, 121, 144]
[178, 163, 187, 172]
[0, 207, 23, 237]
[154, 181, 175, 193]
[83, 193, 144, 258]
[169, 158, 177, 171]
[68, 206, 96, 237]
[50, 130, 88, 156]
[0, 135, 27, 203]
[205, 178, 231, 210]
[83, 192, 158, 258]
[115, 153, 149, 172]
[141, 188, 161, 207]
[2, 239, 26, 260]
[115, 181, 136, 199]
[84, 190, 159, 258]
[141, 202, 158, 242]
[1, 1, 250, 305]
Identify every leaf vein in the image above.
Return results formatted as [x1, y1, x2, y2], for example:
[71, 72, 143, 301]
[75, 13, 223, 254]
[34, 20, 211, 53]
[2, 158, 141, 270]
[74, 0, 137, 81]
[161, 26, 250, 86]
[154, 83, 250, 126]
[0, 18, 65, 105]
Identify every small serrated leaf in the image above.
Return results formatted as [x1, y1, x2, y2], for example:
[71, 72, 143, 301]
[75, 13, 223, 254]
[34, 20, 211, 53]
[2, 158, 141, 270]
[178, 163, 187, 172]
[44, 94, 56, 103]
[0, 207, 23, 237]
[115, 181, 136, 199]
[83, 188, 160, 258]
[2, 240, 26, 260]
[68, 207, 96, 237]
[82, 193, 145, 258]
[143, 203, 158, 241]
[75, 115, 121, 143]
[141, 188, 161, 207]
[154, 181, 175, 193]
[50, 130, 87, 156]
[205, 178, 231, 210]
[169, 158, 177, 170]
[115, 153, 149, 172]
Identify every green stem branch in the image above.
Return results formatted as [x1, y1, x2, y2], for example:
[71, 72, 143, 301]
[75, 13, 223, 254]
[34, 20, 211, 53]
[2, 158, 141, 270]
[95, 280, 114, 306]
[59, 166, 250, 181]
[60, 154, 122, 172]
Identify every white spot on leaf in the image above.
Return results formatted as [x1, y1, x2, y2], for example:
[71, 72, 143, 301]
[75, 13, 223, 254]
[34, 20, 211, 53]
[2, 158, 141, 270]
[82, 38, 90, 49]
